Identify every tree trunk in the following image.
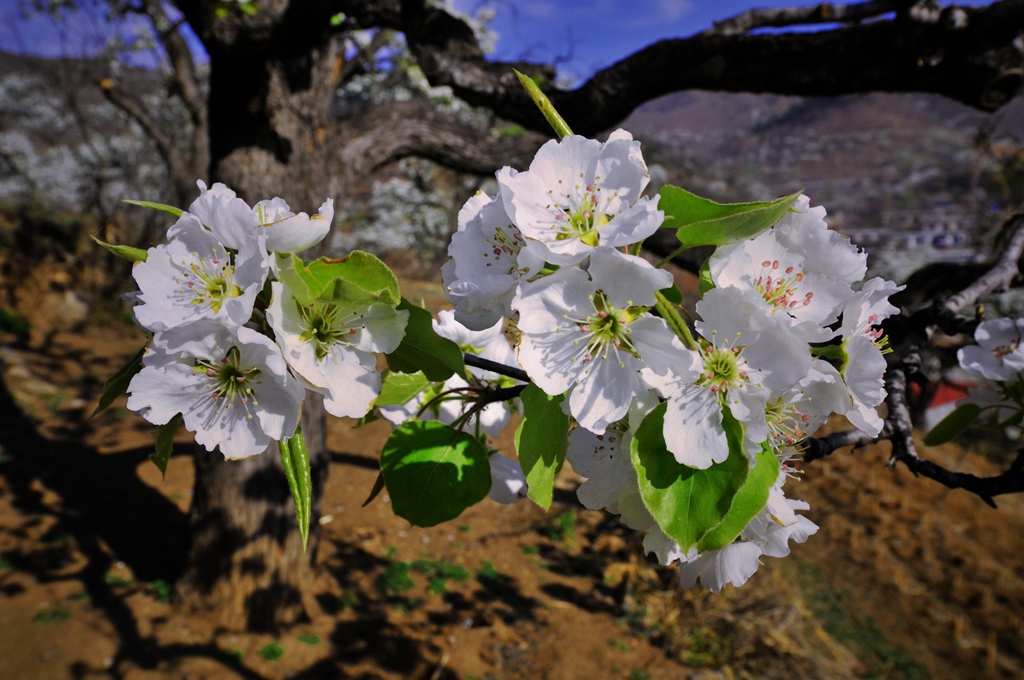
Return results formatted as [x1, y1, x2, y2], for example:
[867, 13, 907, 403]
[175, 35, 344, 630]
[176, 394, 328, 631]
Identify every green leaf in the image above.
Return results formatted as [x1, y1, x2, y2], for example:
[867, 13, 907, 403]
[361, 472, 386, 507]
[514, 69, 573, 139]
[698, 258, 715, 296]
[122, 198, 183, 218]
[658, 283, 683, 305]
[374, 371, 430, 408]
[514, 384, 571, 510]
[151, 413, 183, 478]
[279, 427, 313, 552]
[90, 344, 145, 419]
[380, 420, 491, 527]
[923, 402, 983, 446]
[91, 236, 148, 263]
[697, 443, 780, 552]
[385, 299, 466, 381]
[276, 251, 401, 306]
[660, 187, 801, 248]
[630, 403, 749, 551]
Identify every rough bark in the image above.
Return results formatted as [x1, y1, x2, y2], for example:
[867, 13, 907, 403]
[176, 394, 328, 630]
[395, 0, 1024, 134]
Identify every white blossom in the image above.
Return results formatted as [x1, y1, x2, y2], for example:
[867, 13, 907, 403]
[836, 277, 904, 436]
[131, 213, 267, 332]
[514, 248, 683, 434]
[499, 130, 663, 264]
[709, 195, 867, 342]
[442, 191, 545, 330]
[648, 286, 811, 468]
[266, 281, 408, 419]
[126, 323, 304, 460]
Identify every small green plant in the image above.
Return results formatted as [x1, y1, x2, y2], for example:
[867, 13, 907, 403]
[0, 307, 29, 336]
[340, 591, 359, 610]
[376, 559, 415, 593]
[536, 510, 576, 543]
[149, 579, 171, 603]
[297, 633, 321, 645]
[0, 558, 11, 570]
[629, 671, 651, 680]
[458, 524, 472, 533]
[475, 559, 500, 583]
[522, 545, 539, 555]
[224, 647, 244, 660]
[33, 605, 72, 625]
[412, 557, 469, 594]
[258, 642, 284, 661]
[680, 627, 733, 669]
[66, 592, 89, 602]
[610, 638, 630, 652]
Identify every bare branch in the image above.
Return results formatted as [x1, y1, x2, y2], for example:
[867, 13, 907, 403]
[804, 208, 1024, 504]
[400, 0, 1024, 136]
[338, 99, 539, 176]
[943, 211, 1024, 314]
[703, 0, 902, 36]
[141, 0, 209, 181]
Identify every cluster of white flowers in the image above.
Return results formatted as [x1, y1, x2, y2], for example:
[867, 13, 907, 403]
[442, 129, 903, 590]
[125, 181, 409, 459]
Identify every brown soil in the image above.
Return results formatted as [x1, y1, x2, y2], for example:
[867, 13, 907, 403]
[2, 289, 1023, 679]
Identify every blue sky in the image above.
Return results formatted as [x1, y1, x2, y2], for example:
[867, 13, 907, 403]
[0, 0, 999, 78]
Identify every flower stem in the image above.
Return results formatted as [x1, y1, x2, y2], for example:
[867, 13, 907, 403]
[656, 242, 690, 269]
[654, 289, 698, 351]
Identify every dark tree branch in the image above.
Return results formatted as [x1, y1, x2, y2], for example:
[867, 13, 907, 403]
[338, 99, 540, 176]
[399, 0, 1024, 136]
[805, 211, 1024, 506]
[944, 211, 1024, 314]
[463, 354, 530, 384]
[97, 78, 197, 204]
[703, 0, 904, 35]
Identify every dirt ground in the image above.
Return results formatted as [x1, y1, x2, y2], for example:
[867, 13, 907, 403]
[2, 291, 1024, 679]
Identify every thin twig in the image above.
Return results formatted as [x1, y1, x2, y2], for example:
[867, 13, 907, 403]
[803, 210, 1024, 506]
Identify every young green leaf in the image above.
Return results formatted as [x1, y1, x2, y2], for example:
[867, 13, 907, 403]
[923, 402, 983, 446]
[514, 69, 573, 139]
[276, 250, 401, 306]
[380, 420, 491, 527]
[122, 198, 183, 218]
[375, 371, 431, 408]
[658, 283, 683, 305]
[279, 427, 313, 552]
[385, 299, 466, 381]
[660, 187, 801, 248]
[90, 344, 146, 419]
[91, 236, 148, 263]
[696, 443, 780, 552]
[698, 258, 715, 296]
[514, 384, 571, 510]
[630, 403, 749, 551]
[151, 413, 183, 478]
